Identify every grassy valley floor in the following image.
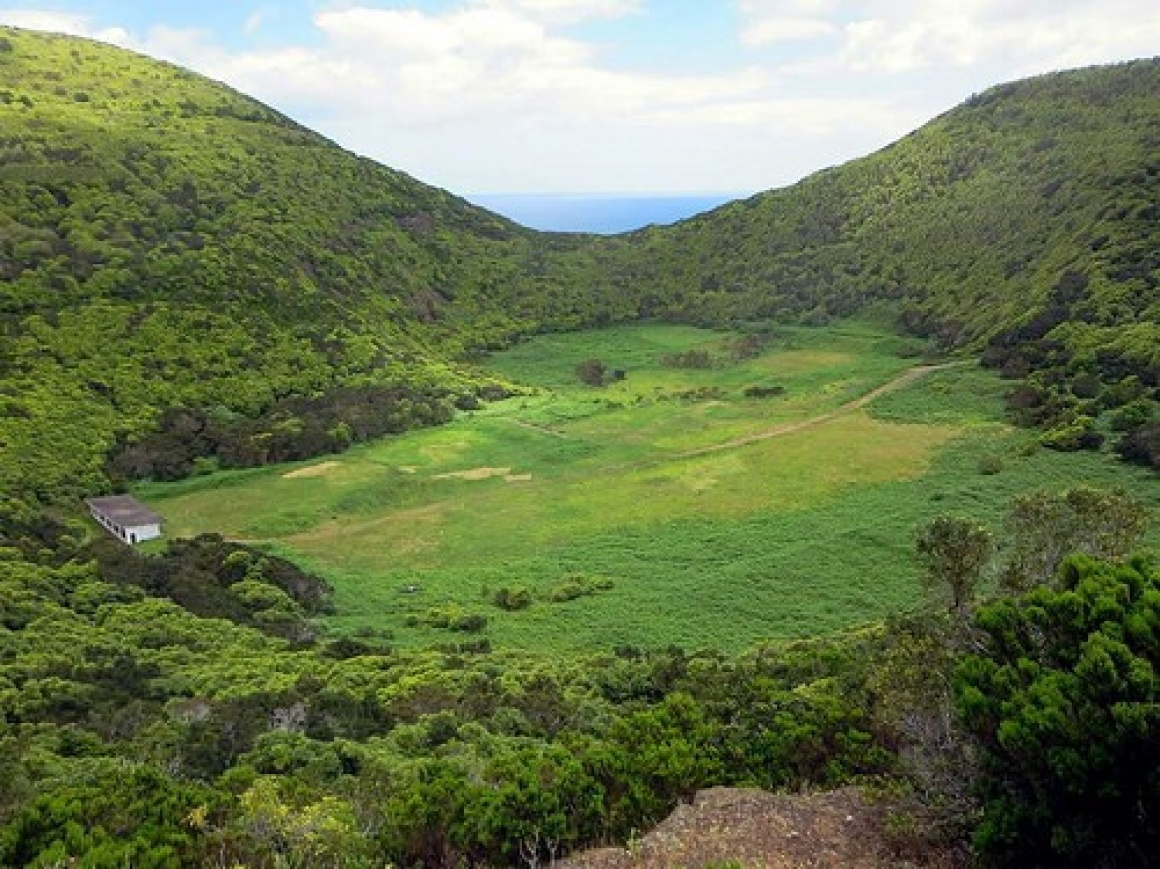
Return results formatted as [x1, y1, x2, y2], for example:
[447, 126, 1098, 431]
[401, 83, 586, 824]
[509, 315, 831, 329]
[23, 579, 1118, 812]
[140, 322, 1159, 654]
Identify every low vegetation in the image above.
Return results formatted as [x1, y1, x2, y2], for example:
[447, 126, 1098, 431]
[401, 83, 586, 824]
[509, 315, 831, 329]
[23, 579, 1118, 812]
[144, 322, 1157, 654]
[2, 483, 1153, 866]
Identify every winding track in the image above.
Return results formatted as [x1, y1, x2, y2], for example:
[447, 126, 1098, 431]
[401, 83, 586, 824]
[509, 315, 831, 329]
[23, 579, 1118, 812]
[674, 360, 972, 459]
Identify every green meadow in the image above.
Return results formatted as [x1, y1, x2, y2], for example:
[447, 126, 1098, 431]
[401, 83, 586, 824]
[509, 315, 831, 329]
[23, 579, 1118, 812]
[142, 322, 1158, 654]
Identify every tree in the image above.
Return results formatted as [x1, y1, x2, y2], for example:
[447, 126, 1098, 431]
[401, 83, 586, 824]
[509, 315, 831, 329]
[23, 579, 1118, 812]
[1116, 421, 1160, 468]
[915, 515, 994, 618]
[869, 615, 979, 835]
[956, 555, 1160, 866]
[1002, 486, 1150, 593]
[575, 358, 608, 387]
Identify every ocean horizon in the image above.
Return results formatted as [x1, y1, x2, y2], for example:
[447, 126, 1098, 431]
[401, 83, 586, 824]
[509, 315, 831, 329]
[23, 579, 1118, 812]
[467, 192, 749, 235]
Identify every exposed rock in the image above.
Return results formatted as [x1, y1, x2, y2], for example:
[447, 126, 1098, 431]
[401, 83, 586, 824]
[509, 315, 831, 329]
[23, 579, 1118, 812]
[560, 787, 963, 869]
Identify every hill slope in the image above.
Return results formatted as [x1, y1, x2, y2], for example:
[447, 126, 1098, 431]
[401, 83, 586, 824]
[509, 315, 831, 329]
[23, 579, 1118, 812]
[0, 27, 595, 499]
[1, 28, 1156, 501]
[599, 61, 1158, 414]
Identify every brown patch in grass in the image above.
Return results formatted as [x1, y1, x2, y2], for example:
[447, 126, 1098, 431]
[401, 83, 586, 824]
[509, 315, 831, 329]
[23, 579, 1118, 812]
[505, 473, 534, 483]
[289, 502, 446, 558]
[282, 460, 340, 479]
[435, 466, 512, 481]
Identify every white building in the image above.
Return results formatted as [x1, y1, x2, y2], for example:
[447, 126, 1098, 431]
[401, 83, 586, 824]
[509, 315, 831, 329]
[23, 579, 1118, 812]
[86, 495, 163, 545]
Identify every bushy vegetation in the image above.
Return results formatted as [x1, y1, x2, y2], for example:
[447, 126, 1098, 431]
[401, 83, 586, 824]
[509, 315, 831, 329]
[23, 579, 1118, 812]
[0, 24, 1156, 866]
[2, 488, 1153, 866]
[593, 61, 1159, 440]
[0, 27, 579, 500]
[958, 554, 1159, 866]
[0, 541, 898, 867]
[107, 384, 457, 483]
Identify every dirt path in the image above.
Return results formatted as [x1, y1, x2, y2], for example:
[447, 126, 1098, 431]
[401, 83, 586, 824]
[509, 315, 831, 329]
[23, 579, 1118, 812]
[509, 418, 568, 438]
[676, 361, 968, 459]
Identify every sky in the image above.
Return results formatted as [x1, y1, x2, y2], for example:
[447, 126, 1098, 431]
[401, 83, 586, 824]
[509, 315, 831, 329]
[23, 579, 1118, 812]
[1, 1, 1158, 195]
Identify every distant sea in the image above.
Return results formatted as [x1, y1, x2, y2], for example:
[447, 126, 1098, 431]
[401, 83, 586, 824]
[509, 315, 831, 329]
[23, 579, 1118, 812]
[467, 192, 748, 235]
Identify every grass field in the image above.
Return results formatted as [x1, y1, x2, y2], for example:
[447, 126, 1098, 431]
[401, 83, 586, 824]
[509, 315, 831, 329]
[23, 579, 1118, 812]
[141, 321, 1158, 654]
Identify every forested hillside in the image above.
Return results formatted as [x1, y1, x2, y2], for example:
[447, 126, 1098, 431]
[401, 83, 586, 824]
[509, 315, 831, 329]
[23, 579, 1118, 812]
[595, 60, 1159, 452]
[0, 27, 602, 499]
[2, 28, 1157, 499]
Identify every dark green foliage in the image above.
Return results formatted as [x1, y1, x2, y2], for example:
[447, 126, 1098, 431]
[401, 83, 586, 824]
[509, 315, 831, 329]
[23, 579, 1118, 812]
[0, 27, 575, 500]
[549, 574, 614, 602]
[1, 26, 1158, 867]
[607, 61, 1159, 431]
[2, 28, 1156, 500]
[0, 494, 82, 564]
[0, 763, 216, 868]
[107, 384, 455, 483]
[1117, 422, 1160, 468]
[742, 384, 787, 398]
[1109, 399, 1156, 432]
[87, 533, 332, 641]
[956, 555, 1160, 866]
[728, 332, 774, 361]
[976, 454, 1004, 475]
[416, 605, 489, 632]
[1039, 415, 1104, 452]
[576, 357, 609, 386]
[0, 544, 894, 865]
[491, 585, 533, 611]
[660, 348, 713, 369]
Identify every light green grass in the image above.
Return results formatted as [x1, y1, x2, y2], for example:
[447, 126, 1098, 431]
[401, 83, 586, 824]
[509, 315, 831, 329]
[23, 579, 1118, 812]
[141, 322, 1157, 654]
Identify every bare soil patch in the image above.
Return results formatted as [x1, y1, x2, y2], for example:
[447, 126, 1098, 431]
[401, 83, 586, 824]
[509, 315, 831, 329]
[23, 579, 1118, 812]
[560, 787, 962, 869]
[282, 460, 340, 479]
[434, 466, 512, 481]
[511, 418, 568, 438]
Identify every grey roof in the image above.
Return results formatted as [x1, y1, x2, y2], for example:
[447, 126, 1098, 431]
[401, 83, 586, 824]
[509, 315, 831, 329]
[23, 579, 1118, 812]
[85, 494, 163, 527]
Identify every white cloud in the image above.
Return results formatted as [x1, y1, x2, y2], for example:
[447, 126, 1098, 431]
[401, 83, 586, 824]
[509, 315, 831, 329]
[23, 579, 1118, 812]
[498, 0, 643, 25]
[739, 0, 1160, 77]
[243, 9, 264, 35]
[1, 1, 1157, 193]
[742, 17, 839, 45]
[157, 4, 778, 129]
[0, 7, 132, 46]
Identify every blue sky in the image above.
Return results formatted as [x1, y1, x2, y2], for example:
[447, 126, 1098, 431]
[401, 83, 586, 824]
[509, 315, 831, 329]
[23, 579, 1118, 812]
[2, 1, 1157, 194]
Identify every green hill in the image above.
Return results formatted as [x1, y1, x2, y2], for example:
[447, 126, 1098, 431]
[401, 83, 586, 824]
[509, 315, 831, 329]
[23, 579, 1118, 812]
[1, 27, 1156, 503]
[592, 61, 1158, 442]
[0, 27, 593, 499]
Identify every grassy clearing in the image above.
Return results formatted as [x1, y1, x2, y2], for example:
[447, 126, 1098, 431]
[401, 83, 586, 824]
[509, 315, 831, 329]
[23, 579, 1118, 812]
[143, 322, 1158, 654]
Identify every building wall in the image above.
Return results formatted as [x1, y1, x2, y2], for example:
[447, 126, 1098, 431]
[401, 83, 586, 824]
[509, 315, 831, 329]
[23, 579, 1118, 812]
[89, 507, 162, 545]
[126, 523, 162, 544]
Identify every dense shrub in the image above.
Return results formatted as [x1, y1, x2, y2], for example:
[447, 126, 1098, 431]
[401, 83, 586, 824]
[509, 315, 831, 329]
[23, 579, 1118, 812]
[576, 358, 609, 386]
[492, 586, 533, 611]
[742, 384, 786, 398]
[108, 385, 454, 483]
[957, 555, 1160, 866]
[1116, 422, 1160, 468]
[660, 349, 713, 369]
